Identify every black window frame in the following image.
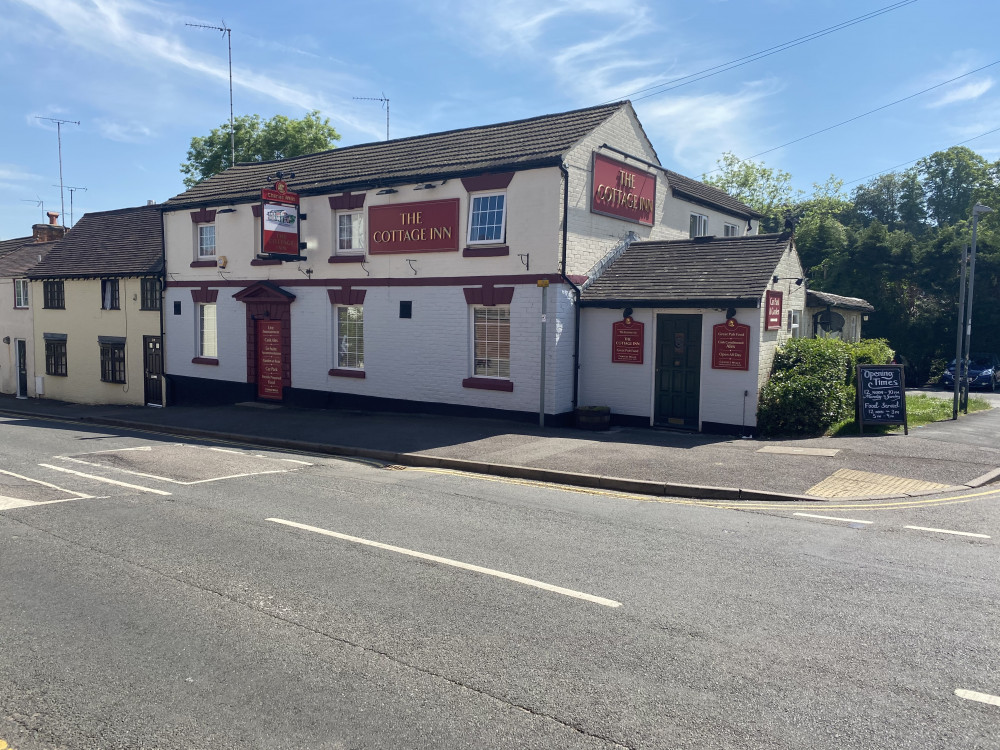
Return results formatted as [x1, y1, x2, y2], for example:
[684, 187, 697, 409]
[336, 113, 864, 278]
[140, 277, 162, 311]
[99, 342, 127, 384]
[101, 278, 120, 310]
[43, 280, 65, 309]
[45, 340, 68, 376]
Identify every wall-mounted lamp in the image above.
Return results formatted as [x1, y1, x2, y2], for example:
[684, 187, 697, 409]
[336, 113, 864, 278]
[623, 307, 633, 320]
[2, 336, 9, 345]
[216, 207, 237, 214]
[773, 276, 803, 285]
[413, 183, 437, 190]
[266, 171, 295, 183]
[376, 188, 398, 195]
[726, 307, 737, 320]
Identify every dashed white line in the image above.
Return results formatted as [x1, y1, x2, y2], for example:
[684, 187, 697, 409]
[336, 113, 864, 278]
[793, 513, 872, 524]
[904, 526, 990, 539]
[38, 464, 172, 495]
[955, 689, 1000, 707]
[267, 517, 622, 608]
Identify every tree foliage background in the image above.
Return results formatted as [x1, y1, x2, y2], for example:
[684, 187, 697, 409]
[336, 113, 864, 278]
[705, 147, 1000, 384]
[180, 111, 341, 188]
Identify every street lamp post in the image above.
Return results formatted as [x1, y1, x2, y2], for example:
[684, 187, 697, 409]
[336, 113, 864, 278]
[955, 203, 993, 416]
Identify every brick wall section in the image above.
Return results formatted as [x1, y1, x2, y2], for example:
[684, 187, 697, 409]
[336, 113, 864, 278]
[755, 245, 807, 393]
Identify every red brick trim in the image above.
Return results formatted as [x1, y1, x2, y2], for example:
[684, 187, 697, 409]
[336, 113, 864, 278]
[251, 258, 282, 266]
[463, 282, 514, 306]
[329, 368, 366, 379]
[461, 172, 514, 192]
[327, 287, 367, 305]
[329, 192, 366, 210]
[190, 209, 217, 224]
[251, 204, 262, 218]
[190, 260, 217, 268]
[191, 357, 219, 366]
[328, 255, 366, 263]
[167, 273, 569, 289]
[462, 377, 513, 392]
[463, 245, 509, 257]
[190, 288, 219, 304]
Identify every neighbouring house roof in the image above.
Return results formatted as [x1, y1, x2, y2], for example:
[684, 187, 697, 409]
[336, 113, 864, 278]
[0, 236, 58, 277]
[27, 204, 164, 280]
[164, 101, 758, 220]
[806, 289, 875, 312]
[579, 232, 794, 308]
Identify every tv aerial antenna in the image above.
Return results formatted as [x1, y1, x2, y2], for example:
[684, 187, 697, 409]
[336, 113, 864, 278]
[53, 184, 87, 227]
[187, 20, 235, 167]
[354, 94, 390, 140]
[21, 195, 45, 220]
[35, 116, 79, 227]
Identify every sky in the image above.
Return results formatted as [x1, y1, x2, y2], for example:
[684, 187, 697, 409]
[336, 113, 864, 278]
[2, 0, 999, 239]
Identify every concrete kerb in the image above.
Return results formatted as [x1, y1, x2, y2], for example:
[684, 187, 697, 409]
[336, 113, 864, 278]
[968, 467, 1000, 488]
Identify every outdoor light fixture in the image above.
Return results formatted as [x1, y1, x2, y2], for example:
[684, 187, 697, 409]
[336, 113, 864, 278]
[623, 307, 633, 320]
[216, 207, 237, 214]
[376, 188, 398, 195]
[413, 183, 437, 190]
[726, 308, 737, 319]
[772, 276, 803, 285]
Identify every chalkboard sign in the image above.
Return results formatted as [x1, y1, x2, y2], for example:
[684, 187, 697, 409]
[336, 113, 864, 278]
[857, 364, 907, 435]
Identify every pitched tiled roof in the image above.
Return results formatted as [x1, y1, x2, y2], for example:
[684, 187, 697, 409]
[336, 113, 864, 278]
[807, 289, 874, 312]
[665, 169, 761, 219]
[580, 232, 793, 307]
[27, 204, 163, 279]
[0, 237, 58, 277]
[165, 102, 629, 208]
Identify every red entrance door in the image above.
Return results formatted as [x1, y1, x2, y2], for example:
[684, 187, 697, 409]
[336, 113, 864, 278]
[256, 319, 284, 400]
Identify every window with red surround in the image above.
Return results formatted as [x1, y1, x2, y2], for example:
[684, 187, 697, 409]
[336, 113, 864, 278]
[329, 368, 366, 378]
[190, 209, 217, 224]
[463, 246, 509, 257]
[191, 356, 219, 366]
[463, 284, 514, 306]
[190, 288, 219, 304]
[462, 377, 513, 392]
[327, 288, 366, 305]
[460, 173, 514, 192]
[328, 193, 366, 210]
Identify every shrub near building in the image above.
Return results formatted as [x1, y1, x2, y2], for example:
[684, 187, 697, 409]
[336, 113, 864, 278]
[757, 338, 894, 437]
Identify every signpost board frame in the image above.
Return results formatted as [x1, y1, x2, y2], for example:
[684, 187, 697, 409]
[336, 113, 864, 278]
[857, 364, 907, 435]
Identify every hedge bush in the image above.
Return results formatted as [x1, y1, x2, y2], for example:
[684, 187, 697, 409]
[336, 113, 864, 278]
[757, 338, 894, 437]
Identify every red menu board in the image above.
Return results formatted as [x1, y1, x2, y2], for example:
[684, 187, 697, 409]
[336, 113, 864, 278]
[612, 318, 644, 364]
[712, 318, 750, 370]
[257, 319, 283, 400]
[591, 153, 655, 226]
[368, 199, 460, 254]
[765, 290, 783, 331]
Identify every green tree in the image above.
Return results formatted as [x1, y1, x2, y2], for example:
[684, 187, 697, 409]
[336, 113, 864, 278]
[180, 111, 341, 188]
[917, 146, 988, 227]
[702, 152, 801, 232]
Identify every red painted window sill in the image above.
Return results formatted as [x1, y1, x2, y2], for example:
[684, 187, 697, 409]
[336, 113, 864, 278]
[328, 255, 366, 263]
[251, 258, 282, 266]
[329, 368, 366, 378]
[462, 245, 509, 257]
[462, 377, 513, 392]
[190, 260, 217, 268]
[191, 357, 219, 366]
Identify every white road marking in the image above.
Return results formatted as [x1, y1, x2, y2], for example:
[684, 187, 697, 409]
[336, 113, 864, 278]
[904, 526, 990, 539]
[0, 468, 93, 498]
[793, 513, 873, 524]
[0, 495, 37, 510]
[267, 517, 622, 608]
[39, 464, 172, 495]
[955, 689, 1000, 707]
[53, 456, 292, 485]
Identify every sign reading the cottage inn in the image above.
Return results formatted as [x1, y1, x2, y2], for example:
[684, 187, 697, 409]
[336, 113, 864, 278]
[591, 153, 655, 226]
[368, 199, 460, 254]
[712, 318, 750, 371]
[612, 317, 644, 364]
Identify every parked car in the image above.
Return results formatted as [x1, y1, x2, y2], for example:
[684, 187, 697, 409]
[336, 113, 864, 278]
[940, 352, 1000, 391]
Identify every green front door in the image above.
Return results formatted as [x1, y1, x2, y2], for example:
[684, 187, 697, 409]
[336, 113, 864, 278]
[655, 314, 702, 428]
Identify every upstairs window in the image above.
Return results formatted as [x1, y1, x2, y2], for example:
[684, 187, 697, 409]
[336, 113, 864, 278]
[723, 223, 740, 237]
[198, 224, 216, 259]
[43, 280, 65, 309]
[689, 213, 709, 238]
[101, 279, 120, 310]
[468, 193, 506, 244]
[336, 211, 365, 254]
[140, 277, 161, 310]
[14, 279, 29, 308]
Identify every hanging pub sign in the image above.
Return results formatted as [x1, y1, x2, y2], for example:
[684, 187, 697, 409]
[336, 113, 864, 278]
[261, 181, 301, 257]
[712, 318, 750, 370]
[765, 290, 783, 330]
[369, 199, 460, 254]
[612, 317, 644, 364]
[590, 153, 655, 226]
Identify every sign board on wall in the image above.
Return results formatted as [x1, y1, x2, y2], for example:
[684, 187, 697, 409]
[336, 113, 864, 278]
[765, 290, 783, 331]
[612, 317, 644, 364]
[257, 319, 283, 400]
[368, 199, 460, 254]
[857, 364, 907, 435]
[261, 181, 300, 257]
[590, 153, 655, 226]
[712, 318, 750, 371]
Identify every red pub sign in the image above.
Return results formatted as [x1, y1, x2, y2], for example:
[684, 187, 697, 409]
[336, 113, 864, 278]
[765, 290, 783, 331]
[712, 318, 750, 371]
[612, 317, 644, 364]
[368, 199, 460, 254]
[261, 181, 300, 257]
[591, 153, 656, 226]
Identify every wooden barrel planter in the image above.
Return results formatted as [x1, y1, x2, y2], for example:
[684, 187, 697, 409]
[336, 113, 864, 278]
[575, 405, 611, 430]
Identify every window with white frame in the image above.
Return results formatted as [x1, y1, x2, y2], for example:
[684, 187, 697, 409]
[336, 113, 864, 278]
[199, 303, 218, 358]
[197, 223, 216, 259]
[723, 222, 740, 237]
[473, 306, 510, 378]
[14, 279, 28, 308]
[336, 211, 365, 254]
[335, 305, 364, 369]
[468, 193, 506, 244]
[789, 309, 801, 338]
[689, 213, 709, 238]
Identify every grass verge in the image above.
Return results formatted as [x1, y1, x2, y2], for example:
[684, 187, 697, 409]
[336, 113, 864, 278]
[828, 394, 992, 436]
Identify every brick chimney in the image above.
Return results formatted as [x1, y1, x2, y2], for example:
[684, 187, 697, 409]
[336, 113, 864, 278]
[33, 211, 67, 243]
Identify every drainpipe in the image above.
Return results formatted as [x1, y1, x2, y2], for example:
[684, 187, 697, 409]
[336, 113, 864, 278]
[558, 162, 581, 410]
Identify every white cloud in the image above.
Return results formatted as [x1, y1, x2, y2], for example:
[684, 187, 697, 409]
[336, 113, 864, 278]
[95, 119, 154, 143]
[927, 79, 993, 108]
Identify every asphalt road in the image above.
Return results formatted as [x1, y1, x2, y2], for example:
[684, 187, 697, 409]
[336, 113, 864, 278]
[1, 415, 998, 749]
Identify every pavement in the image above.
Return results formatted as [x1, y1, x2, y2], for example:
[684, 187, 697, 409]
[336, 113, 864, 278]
[1, 389, 998, 503]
